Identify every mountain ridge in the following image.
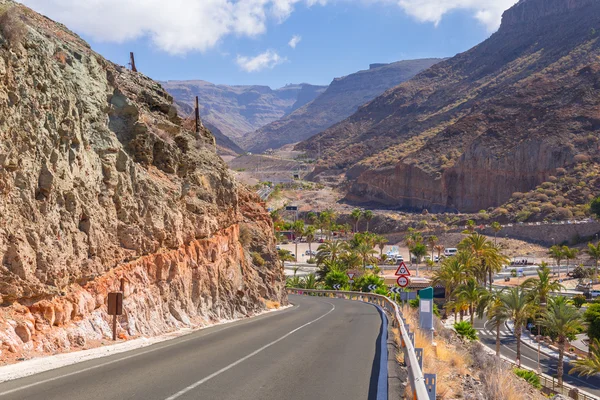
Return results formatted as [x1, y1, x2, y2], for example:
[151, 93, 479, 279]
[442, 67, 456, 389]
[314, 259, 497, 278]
[297, 0, 600, 216]
[241, 58, 442, 153]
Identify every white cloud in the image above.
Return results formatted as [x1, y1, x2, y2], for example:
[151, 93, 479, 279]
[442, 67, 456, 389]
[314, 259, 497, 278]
[395, 0, 519, 31]
[288, 35, 302, 49]
[16, 0, 518, 56]
[236, 50, 286, 72]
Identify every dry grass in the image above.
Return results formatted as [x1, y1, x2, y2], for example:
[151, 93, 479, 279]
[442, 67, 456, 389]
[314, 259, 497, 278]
[264, 300, 281, 310]
[0, 6, 27, 47]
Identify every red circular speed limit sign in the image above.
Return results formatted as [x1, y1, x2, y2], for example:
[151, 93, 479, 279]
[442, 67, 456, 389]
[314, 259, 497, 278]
[397, 276, 409, 288]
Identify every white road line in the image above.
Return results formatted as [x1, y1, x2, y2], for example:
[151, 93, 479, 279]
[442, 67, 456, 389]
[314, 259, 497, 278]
[0, 304, 300, 397]
[164, 302, 337, 400]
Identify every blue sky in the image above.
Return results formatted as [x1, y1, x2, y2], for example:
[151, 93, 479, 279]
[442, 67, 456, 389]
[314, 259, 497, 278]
[19, 0, 518, 89]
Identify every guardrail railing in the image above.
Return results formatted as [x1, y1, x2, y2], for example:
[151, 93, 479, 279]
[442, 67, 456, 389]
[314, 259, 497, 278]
[287, 288, 433, 400]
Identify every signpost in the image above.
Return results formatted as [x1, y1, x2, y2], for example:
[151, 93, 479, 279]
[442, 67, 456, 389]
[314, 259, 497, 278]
[347, 272, 355, 284]
[108, 292, 123, 341]
[419, 287, 435, 342]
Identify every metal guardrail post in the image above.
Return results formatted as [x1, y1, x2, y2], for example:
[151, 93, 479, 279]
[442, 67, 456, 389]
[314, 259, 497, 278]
[424, 374, 436, 400]
[415, 348, 423, 370]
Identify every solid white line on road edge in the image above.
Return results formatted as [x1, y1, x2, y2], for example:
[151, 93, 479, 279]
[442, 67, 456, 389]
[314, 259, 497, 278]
[164, 302, 337, 400]
[0, 304, 300, 397]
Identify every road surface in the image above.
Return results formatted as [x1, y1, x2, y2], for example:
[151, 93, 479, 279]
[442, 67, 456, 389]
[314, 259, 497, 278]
[474, 317, 600, 397]
[0, 295, 385, 400]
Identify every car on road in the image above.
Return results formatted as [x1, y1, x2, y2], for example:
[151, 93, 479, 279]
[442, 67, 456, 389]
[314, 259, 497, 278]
[304, 250, 316, 257]
[444, 248, 458, 257]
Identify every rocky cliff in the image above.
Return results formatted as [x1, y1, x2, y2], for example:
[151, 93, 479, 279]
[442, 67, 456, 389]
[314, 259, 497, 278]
[298, 0, 600, 214]
[162, 80, 327, 147]
[242, 59, 441, 153]
[0, 0, 286, 362]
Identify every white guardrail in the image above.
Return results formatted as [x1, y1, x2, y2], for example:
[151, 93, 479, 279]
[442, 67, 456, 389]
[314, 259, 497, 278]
[287, 288, 432, 400]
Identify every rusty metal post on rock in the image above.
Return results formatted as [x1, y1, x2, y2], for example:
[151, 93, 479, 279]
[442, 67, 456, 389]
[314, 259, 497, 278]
[130, 52, 137, 72]
[108, 292, 123, 341]
[195, 96, 200, 133]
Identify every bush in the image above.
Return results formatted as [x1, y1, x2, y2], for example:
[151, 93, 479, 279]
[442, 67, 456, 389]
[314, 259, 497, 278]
[513, 368, 541, 389]
[591, 196, 600, 219]
[0, 7, 27, 47]
[306, 257, 316, 264]
[251, 252, 265, 267]
[572, 265, 591, 280]
[324, 270, 349, 290]
[573, 294, 586, 309]
[239, 224, 252, 247]
[516, 210, 532, 222]
[354, 273, 385, 292]
[454, 321, 478, 341]
[584, 303, 600, 343]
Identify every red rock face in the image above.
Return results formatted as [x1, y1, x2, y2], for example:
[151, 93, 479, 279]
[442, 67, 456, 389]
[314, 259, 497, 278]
[0, 1, 286, 363]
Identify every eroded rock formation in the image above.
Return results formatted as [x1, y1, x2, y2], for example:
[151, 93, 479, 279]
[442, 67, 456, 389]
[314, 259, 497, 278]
[0, 0, 285, 362]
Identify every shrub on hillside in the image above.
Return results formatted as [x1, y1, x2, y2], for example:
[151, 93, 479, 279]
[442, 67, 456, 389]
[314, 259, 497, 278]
[513, 368, 542, 389]
[454, 321, 478, 341]
[0, 7, 27, 47]
[251, 252, 265, 267]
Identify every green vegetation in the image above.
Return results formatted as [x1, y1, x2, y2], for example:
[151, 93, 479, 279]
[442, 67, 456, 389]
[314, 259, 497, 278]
[454, 321, 478, 341]
[513, 368, 542, 389]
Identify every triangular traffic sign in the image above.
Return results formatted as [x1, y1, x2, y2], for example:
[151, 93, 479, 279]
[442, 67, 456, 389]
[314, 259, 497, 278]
[347, 272, 355, 279]
[395, 262, 411, 276]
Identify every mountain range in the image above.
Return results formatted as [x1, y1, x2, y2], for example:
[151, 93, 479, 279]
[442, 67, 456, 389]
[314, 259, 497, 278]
[161, 80, 326, 147]
[298, 0, 600, 217]
[239, 59, 442, 153]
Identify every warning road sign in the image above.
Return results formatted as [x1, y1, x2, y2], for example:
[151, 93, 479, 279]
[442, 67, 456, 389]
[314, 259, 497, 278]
[395, 262, 411, 276]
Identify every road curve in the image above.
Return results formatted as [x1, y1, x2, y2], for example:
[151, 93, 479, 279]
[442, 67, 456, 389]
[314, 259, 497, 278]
[474, 317, 600, 397]
[0, 295, 384, 400]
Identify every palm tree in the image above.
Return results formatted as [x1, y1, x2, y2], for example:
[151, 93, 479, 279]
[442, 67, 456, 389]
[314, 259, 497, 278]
[339, 250, 362, 270]
[498, 286, 536, 366]
[363, 210, 374, 232]
[570, 338, 600, 377]
[538, 296, 583, 387]
[306, 212, 318, 226]
[491, 222, 502, 246]
[587, 242, 600, 283]
[477, 289, 508, 356]
[563, 246, 578, 276]
[375, 236, 388, 258]
[523, 263, 564, 338]
[549, 245, 565, 279]
[410, 242, 428, 277]
[405, 228, 422, 269]
[454, 278, 484, 325]
[427, 236, 438, 261]
[434, 244, 445, 263]
[357, 242, 377, 269]
[316, 240, 345, 265]
[303, 273, 318, 289]
[432, 257, 469, 303]
[459, 233, 508, 289]
[292, 220, 305, 262]
[316, 259, 344, 281]
[278, 249, 295, 269]
[522, 264, 564, 306]
[351, 208, 363, 233]
[305, 226, 316, 257]
[465, 220, 476, 233]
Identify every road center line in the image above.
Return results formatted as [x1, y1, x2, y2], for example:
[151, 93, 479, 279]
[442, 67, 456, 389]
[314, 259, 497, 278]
[0, 304, 300, 397]
[164, 302, 337, 400]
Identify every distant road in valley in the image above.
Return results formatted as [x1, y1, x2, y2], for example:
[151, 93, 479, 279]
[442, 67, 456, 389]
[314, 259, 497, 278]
[0, 296, 385, 400]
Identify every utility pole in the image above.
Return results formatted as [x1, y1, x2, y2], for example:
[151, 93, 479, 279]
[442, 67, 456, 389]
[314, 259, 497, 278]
[195, 96, 200, 133]
[129, 52, 137, 72]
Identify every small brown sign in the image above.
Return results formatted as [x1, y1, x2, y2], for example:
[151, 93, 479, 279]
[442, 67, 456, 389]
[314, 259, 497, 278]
[108, 292, 123, 316]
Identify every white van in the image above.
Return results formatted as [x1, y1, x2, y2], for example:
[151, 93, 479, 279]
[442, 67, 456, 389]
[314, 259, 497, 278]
[444, 248, 458, 257]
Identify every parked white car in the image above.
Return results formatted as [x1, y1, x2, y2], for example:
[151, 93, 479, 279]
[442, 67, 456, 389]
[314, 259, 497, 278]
[444, 248, 458, 257]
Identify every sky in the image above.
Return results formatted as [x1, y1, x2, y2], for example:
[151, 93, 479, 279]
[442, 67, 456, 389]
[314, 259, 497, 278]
[17, 0, 519, 89]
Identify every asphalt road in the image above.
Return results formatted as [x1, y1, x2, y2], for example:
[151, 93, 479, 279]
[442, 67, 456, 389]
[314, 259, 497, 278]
[474, 317, 600, 397]
[0, 295, 384, 400]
